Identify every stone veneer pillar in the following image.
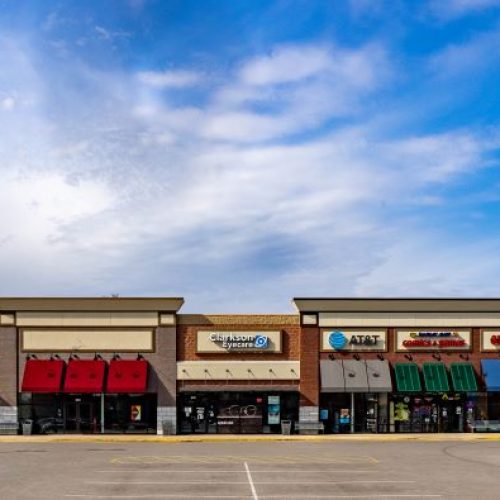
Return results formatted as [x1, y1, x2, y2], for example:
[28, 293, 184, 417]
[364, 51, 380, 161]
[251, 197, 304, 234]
[0, 327, 18, 434]
[157, 406, 177, 435]
[150, 326, 177, 435]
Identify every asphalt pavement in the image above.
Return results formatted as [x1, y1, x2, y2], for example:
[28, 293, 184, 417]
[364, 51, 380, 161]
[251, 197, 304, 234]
[0, 439, 498, 499]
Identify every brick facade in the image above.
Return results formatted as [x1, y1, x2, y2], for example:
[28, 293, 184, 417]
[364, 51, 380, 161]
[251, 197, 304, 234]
[317, 327, 497, 389]
[299, 326, 320, 406]
[177, 314, 300, 361]
[177, 315, 302, 400]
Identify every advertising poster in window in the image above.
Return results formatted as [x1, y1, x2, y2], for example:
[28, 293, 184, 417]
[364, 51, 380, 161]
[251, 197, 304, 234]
[339, 408, 350, 424]
[130, 405, 142, 421]
[268, 395, 280, 425]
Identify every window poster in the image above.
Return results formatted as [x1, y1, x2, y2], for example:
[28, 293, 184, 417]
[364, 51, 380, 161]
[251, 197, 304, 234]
[130, 405, 142, 421]
[339, 408, 350, 424]
[268, 395, 280, 424]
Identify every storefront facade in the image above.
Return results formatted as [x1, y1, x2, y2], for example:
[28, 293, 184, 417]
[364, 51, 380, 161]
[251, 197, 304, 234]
[0, 298, 182, 435]
[3, 297, 500, 434]
[294, 298, 500, 434]
[176, 314, 301, 434]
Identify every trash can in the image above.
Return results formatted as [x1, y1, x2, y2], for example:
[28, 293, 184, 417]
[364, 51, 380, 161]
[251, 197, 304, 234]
[22, 420, 33, 436]
[281, 420, 292, 435]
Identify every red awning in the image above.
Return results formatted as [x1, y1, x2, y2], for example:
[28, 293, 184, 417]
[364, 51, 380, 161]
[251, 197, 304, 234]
[21, 359, 65, 393]
[106, 360, 148, 393]
[63, 360, 106, 393]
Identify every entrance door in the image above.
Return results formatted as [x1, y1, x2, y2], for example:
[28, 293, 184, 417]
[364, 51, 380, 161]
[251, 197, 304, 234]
[183, 406, 207, 433]
[439, 402, 464, 432]
[64, 399, 97, 433]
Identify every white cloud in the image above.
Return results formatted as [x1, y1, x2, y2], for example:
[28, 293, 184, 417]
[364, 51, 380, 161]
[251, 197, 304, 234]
[0, 35, 499, 309]
[137, 70, 200, 88]
[1, 96, 15, 110]
[429, 26, 500, 77]
[238, 43, 387, 89]
[239, 45, 333, 86]
[95, 26, 132, 41]
[204, 43, 390, 142]
[430, 0, 500, 19]
[357, 236, 500, 297]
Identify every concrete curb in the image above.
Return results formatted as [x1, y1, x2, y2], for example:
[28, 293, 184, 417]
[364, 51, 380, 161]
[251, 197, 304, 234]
[1, 433, 500, 444]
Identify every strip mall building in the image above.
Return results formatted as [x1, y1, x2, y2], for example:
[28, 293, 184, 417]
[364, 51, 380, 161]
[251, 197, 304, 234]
[2, 297, 500, 435]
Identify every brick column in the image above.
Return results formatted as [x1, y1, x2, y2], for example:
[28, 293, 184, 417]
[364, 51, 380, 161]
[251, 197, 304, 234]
[0, 327, 18, 434]
[299, 326, 320, 422]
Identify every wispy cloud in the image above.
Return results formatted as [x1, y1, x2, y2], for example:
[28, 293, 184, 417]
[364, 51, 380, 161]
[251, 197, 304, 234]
[0, 23, 499, 310]
[203, 43, 390, 142]
[137, 69, 201, 88]
[430, 0, 500, 19]
[429, 24, 500, 76]
[95, 26, 132, 41]
[239, 45, 333, 85]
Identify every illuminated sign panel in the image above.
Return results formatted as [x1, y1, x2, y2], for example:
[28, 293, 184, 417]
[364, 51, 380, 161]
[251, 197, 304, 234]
[321, 329, 387, 352]
[396, 329, 471, 351]
[196, 330, 282, 353]
[481, 330, 500, 352]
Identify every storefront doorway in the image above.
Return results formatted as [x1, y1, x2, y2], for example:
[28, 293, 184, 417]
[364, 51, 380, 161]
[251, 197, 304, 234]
[320, 393, 388, 433]
[64, 396, 99, 433]
[179, 392, 299, 434]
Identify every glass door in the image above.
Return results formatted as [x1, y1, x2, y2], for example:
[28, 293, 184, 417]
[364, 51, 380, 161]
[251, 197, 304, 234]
[64, 401, 77, 432]
[78, 402, 93, 433]
[64, 397, 98, 433]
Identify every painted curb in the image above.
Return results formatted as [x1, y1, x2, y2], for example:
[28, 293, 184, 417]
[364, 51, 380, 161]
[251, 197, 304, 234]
[1, 433, 500, 444]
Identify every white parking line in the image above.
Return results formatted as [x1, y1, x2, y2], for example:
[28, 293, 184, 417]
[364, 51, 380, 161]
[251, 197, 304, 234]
[87, 481, 256, 484]
[65, 496, 441, 499]
[86, 480, 416, 485]
[245, 462, 259, 500]
[259, 496, 442, 499]
[66, 496, 252, 499]
[95, 469, 379, 473]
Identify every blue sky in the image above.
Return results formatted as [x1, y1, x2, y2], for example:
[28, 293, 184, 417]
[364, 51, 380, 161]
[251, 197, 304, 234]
[1, 0, 500, 312]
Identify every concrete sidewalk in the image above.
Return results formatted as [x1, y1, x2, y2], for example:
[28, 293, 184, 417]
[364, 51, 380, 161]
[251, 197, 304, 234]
[1, 432, 500, 443]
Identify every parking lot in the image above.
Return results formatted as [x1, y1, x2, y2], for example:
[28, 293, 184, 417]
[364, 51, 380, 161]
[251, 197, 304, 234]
[1, 439, 500, 498]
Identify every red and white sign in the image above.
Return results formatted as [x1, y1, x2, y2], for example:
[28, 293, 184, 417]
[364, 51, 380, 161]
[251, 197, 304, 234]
[396, 329, 471, 352]
[481, 330, 500, 352]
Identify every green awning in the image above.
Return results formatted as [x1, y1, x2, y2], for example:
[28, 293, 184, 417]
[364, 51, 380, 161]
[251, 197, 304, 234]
[394, 363, 422, 392]
[450, 362, 478, 392]
[423, 362, 450, 392]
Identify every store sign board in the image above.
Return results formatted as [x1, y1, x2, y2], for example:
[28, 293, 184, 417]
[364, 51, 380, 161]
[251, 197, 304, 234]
[396, 329, 471, 351]
[321, 329, 387, 352]
[481, 330, 500, 351]
[196, 330, 282, 353]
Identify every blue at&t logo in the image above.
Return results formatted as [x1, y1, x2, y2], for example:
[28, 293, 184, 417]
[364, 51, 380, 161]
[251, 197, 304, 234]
[329, 331, 347, 350]
[254, 335, 268, 349]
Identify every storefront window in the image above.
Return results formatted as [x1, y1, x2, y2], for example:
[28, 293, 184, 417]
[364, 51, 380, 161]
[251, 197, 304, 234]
[104, 394, 157, 433]
[18, 394, 65, 434]
[178, 392, 299, 434]
[320, 393, 386, 434]
[18, 393, 157, 434]
[390, 394, 474, 433]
